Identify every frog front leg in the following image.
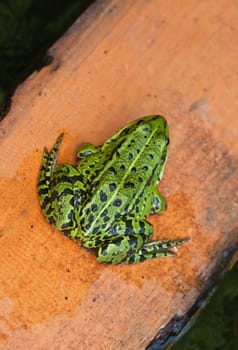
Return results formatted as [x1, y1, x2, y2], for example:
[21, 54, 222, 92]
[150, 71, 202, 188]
[151, 188, 167, 214]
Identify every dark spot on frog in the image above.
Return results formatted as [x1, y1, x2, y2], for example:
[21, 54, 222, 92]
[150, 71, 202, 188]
[88, 214, 94, 224]
[124, 182, 135, 188]
[58, 174, 84, 185]
[138, 177, 143, 182]
[85, 208, 90, 215]
[124, 204, 129, 214]
[109, 183, 116, 192]
[149, 153, 154, 160]
[61, 219, 73, 229]
[109, 226, 117, 235]
[92, 226, 100, 234]
[92, 180, 99, 188]
[114, 239, 123, 247]
[113, 199, 122, 207]
[46, 205, 54, 216]
[67, 211, 73, 220]
[125, 220, 133, 234]
[91, 204, 98, 212]
[64, 296, 68, 300]
[128, 153, 133, 160]
[38, 187, 49, 196]
[85, 223, 91, 230]
[143, 165, 149, 171]
[100, 190, 107, 202]
[101, 209, 108, 216]
[104, 216, 110, 223]
[120, 164, 126, 171]
[138, 255, 146, 263]
[109, 166, 117, 175]
[101, 247, 108, 256]
[139, 221, 145, 233]
[128, 236, 137, 246]
[131, 167, 136, 173]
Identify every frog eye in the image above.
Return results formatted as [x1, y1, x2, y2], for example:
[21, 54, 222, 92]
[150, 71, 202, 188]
[79, 150, 94, 156]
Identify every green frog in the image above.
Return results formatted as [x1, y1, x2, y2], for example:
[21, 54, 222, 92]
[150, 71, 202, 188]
[38, 115, 187, 264]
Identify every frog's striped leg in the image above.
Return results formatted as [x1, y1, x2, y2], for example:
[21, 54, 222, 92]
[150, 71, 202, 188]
[124, 238, 189, 264]
[38, 134, 88, 231]
[38, 133, 64, 208]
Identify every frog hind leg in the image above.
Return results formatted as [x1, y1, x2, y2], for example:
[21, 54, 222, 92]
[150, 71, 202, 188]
[150, 188, 167, 214]
[95, 217, 188, 264]
[38, 133, 64, 206]
[95, 219, 153, 264]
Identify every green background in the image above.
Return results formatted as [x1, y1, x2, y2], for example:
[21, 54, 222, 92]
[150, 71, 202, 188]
[0, 1, 237, 349]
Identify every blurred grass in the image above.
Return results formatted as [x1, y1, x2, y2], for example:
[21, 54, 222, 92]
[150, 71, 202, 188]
[173, 263, 238, 350]
[0, 0, 94, 110]
[0, 1, 237, 349]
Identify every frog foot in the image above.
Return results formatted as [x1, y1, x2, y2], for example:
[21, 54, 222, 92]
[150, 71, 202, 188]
[124, 237, 190, 264]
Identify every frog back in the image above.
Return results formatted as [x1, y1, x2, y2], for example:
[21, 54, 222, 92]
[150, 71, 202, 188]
[80, 115, 169, 236]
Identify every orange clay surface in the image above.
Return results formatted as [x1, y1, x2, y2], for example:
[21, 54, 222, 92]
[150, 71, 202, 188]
[0, 0, 238, 349]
